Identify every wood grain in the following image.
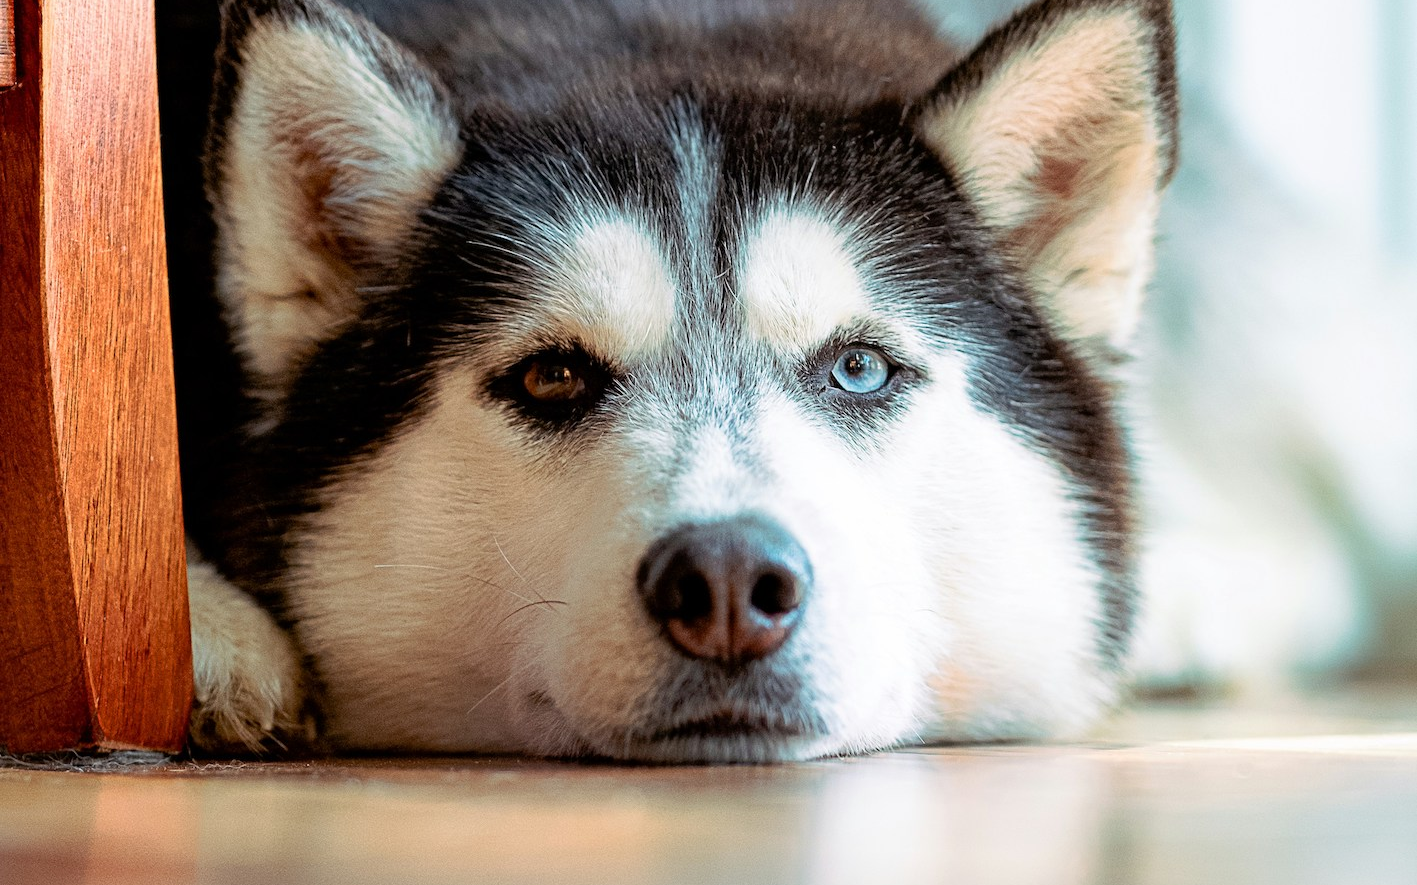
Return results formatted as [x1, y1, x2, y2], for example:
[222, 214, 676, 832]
[1, 1, 14, 88]
[0, 0, 191, 754]
[5, 687, 1417, 885]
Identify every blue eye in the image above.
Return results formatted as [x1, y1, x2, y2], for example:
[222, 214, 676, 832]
[830, 347, 892, 394]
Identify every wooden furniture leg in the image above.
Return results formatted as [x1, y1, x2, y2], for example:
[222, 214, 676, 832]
[0, 0, 190, 754]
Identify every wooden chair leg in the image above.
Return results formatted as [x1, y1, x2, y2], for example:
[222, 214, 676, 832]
[0, 0, 190, 754]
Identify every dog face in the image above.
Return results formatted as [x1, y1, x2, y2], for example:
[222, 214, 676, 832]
[204, 0, 1176, 760]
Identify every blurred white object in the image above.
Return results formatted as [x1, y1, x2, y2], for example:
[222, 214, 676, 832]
[1132, 109, 1417, 684]
[1126, 0, 1417, 684]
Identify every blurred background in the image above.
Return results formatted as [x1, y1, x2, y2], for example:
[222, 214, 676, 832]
[935, 0, 1417, 686]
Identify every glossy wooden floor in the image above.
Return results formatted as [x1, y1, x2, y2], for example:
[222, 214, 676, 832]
[4, 684, 1417, 885]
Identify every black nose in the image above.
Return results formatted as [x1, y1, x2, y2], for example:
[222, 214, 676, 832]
[636, 515, 811, 665]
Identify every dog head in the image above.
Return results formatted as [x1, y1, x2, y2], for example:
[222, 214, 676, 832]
[205, 0, 1176, 760]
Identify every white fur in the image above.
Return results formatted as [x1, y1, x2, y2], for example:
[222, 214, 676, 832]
[895, 356, 1112, 739]
[284, 378, 534, 751]
[187, 546, 307, 752]
[482, 216, 679, 363]
[738, 209, 873, 354]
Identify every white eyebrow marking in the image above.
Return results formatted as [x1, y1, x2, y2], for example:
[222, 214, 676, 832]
[529, 216, 678, 360]
[738, 209, 873, 353]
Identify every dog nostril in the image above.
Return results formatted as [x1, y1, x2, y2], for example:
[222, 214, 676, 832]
[672, 571, 713, 621]
[750, 572, 797, 617]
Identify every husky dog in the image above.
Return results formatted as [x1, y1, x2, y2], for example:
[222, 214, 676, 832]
[183, 0, 1177, 761]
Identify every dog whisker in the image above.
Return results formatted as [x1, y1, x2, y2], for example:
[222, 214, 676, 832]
[492, 535, 559, 611]
[495, 599, 570, 629]
[492, 536, 532, 587]
[465, 673, 516, 717]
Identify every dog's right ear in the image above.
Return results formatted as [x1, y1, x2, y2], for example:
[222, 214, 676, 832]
[207, 0, 462, 384]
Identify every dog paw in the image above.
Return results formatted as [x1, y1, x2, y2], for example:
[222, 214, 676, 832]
[186, 549, 313, 753]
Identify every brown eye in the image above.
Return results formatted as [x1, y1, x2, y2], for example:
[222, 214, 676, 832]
[493, 347, 612, 425]
[523, 361, 587, 402]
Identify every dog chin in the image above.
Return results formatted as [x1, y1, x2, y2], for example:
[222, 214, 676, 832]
[564, 727, 847, 765]
[615, 734, 844, 764]
[518, 695, 852, 763]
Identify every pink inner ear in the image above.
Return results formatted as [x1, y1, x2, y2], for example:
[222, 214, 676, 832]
[1037, 153, 1088, 202]
[1010, 152, 1092, 254]
[283, 139, 354, 269]
[1012, 128, 1140, 254]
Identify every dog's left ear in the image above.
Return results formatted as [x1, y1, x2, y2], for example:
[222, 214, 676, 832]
[916, 0, 1177, 349]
